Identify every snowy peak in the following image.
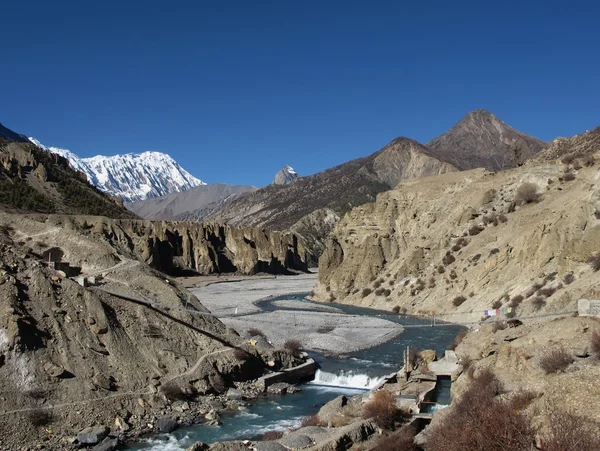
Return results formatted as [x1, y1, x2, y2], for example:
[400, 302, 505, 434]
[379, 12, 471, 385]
[28, 138, 205, 202]
[273, 165, 299, 185]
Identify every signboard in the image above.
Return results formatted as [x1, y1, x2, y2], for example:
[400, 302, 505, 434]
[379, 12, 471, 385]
[578, 299, 600, 317]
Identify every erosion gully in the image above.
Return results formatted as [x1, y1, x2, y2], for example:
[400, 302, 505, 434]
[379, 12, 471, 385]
[129, 294, 463, 450]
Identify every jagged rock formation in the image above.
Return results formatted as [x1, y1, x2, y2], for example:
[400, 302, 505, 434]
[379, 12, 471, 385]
[205, 138, 456, 257]
[0, 139, 134, 218]
[82, 216, 311, 275]
[126, 183, 257, 220]
[30, 135, 205, 202]
[426, 109, 545, 171]
[314, 126, 600, 321]
[272, 165, 299, 185]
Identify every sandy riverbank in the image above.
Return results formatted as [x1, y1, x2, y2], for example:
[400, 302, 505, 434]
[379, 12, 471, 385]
[187, 273, 404, 354]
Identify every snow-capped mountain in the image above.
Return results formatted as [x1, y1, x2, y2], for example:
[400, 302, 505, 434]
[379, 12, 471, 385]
[272, 165, 299, 185]
[29, 138, 205, 202]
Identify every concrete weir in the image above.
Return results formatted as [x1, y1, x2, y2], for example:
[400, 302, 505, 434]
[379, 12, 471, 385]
[256, 357, 318, 390]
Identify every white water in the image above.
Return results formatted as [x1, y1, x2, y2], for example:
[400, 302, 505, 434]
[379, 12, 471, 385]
[308, 369, 386, 389]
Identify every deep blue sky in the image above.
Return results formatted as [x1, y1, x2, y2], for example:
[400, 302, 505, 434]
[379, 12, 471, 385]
[2, 1, 598, 186]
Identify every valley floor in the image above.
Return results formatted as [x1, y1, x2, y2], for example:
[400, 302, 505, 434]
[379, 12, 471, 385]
[188, 274, 404, 354]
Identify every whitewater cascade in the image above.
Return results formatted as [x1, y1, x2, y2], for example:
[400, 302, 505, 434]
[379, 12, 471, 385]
[308, 370, 386, 389]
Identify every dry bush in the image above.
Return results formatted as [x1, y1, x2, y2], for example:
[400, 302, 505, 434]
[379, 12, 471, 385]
[510, 390, 538, 411]
[498, 213, 508, 223]
[510, 294, 524, 307]
[392, 305, 401, 314]
[563, 272, 575, 284]
[468, 225, 484, 236]
[588, 252, 600, 271]
[540, 408, 600, 451]
[453, 295, 466, 307]
[233, 348, 251, 361]
[428, 277, 436, 288]
[362, 390, 403, 429]
[591, 331, 600, 358]
[373, 279, 382, 289]
[514, 182, 541, 205]
[562, 170, 576, 181]
[471, 253, 481, 262]
[456, 237, 468, 246]
[451, 244, 462, 252]
[449, 270, 457, 280]
[573, 161, 582, 170]
[582, 154, 595, 166]
[426, 370, 535, 451]
[539, 348, 574, 374]
[383, 288, 391, 297]
[262, 430, 283, 440]
[361, 288, 372, 297]
[532, 296, 547, 310]
[561, 154, 576, 165]
[538, 286, 556, 297]
[491, 299, 502, 309]
[437, 265, 445, 274]
[375, 287, 385, 296]
[373, 426, 417, 451]
[300, 415, 322, 427]
[489, 248, 500, 256]
[247, 328, 265, 337]
[442, 252, 456, 266]
[27, 409, 53, 427]
[284, 339, 302, 358]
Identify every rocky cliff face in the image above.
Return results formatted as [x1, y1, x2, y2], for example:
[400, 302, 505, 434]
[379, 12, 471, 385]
[272, 165, 299, 185]
[426, 110, 545, 171]
[315, 127, 600, 322]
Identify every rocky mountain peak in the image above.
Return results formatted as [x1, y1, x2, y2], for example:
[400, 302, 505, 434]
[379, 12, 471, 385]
[0, 122, 29, 143]
[273, 165, 299, 185]
[426, 110, 545, 171]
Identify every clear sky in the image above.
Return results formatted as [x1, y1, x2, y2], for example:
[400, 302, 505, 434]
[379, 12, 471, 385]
[2, 0, 598, 186]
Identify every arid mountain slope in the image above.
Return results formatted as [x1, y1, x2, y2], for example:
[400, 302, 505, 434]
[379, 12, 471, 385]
[126, 183, 257, 220]
[0, 213, 304, 448]
[314, 127, 600, 322]
[0, 138, 134, 218]
[426, 109, 545, 171]
[205, 138, 456, 257]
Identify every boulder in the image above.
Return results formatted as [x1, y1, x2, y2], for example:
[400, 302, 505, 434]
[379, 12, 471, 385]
[43, 362, 66, 378]
[317, 395, 347, 422]
[267, 382, 294, 395]
[92, 437, 118, 451]
[186, 444, 209, 451]
[77, 425, 109, 445]
[254, 442, 289, 451]
[155, 416, 178, 433]
[280, 434, 314, 449]
[226, 388, 243, 400]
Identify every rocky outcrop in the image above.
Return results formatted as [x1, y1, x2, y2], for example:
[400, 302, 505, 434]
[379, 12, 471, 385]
[315, 126, 600, 323]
